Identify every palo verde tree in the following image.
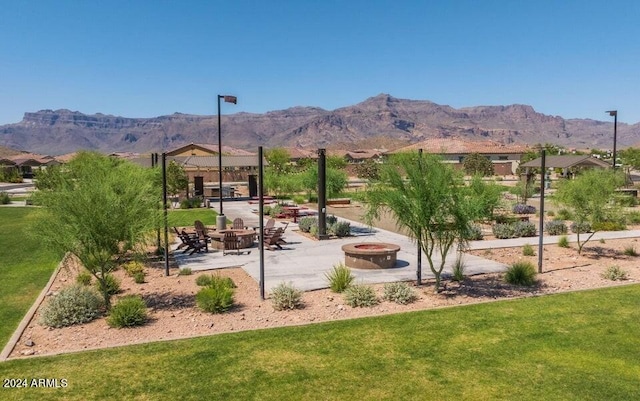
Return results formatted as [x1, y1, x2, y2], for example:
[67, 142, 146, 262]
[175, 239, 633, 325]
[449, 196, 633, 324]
[554, 168, 625, 254]
[364, 152, 475, 292]
[32, 152, 161, 308]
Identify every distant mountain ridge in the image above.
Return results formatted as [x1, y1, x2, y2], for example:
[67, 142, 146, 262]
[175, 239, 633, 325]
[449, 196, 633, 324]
[1, 94, 638, 155]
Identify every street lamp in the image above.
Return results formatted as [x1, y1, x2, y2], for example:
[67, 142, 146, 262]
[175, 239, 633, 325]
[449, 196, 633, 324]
[217, 94, 237, 230]
[606, 110, 618, 169]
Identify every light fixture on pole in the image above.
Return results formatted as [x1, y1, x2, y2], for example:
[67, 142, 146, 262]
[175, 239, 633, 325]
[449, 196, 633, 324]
[606, 110, 618, 169]
[217, 94, 237, 230]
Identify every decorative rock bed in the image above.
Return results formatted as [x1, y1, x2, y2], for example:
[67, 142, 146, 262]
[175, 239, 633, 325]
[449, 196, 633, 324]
[341, 242, 401, 269]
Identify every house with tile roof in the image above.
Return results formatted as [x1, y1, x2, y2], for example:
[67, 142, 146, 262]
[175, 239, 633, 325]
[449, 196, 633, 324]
[390, 139, 530, 175]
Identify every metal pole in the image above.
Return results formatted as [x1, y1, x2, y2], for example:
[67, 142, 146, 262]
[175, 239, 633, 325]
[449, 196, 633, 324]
[317, 148, 328, 239]
[417, 149, 423, 286]
[538, 150, 546, 273]
[162, 153, 170, 276]
[258, 147, 265, 300]
[613, 112, 618, 170]
[217, 95, 224, 220]
[153, 153, 161, 252]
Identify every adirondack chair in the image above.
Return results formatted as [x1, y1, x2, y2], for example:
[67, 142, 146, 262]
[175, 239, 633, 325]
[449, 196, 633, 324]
[193, 220, 211, 252]
[176, 229, 208, 255]
[263, 227, 286, 250]
[223, 231, 251, 255]
[232, 218, 245, 230]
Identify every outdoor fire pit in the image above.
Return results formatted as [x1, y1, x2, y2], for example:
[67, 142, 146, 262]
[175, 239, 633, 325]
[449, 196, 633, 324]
[341, 242, 401, 269]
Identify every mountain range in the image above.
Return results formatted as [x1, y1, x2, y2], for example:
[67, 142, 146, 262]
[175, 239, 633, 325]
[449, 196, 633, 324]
[1, 94, 638, 155]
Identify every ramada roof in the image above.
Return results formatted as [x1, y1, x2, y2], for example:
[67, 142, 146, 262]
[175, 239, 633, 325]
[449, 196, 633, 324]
[390, 139, 530, 155]
[520, 155, 611, 169]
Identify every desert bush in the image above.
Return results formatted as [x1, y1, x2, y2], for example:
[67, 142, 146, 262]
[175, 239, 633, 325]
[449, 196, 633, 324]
[325, 263, 355, 293]
[122, 261, 145, 277]
[292, 195, 306, 205]
[326, 215, 338, 225]
[623, 245, 638, 257]
[382, 282, 416, 304]
[39, 285, 104, 328]
[76, 271, 93, 286]
[512, 204, 536, 214]
[0, 192, 10, 204]
[196, 285, 234, 313]
[270, 282, 303, 311]
[626, 211, 640, 224]
[298, 217, 318, 233]
[452, 255, 466, 282]
[178, 267, 192, 276]
[504, 261, 537, 286]
[465, 224, 483, 241]
[570, 221, 592, 234]
[616, 195, 638, 207]
[343, 284, 378, 307]
[558, 235, 570, 248]
[545, 220, 568, 235]
[522, 244, 535, 256]
[601, 265, 628, 281]
[180, 197, 203, 209]
[592, 221, 626, 232]
[107, 295, 147, 328]
[514, 221, 537, 237]
[310, 225, 318, 236]
[330, 221, 351, 237]
[133, 271, 145, 284]
[556, 208, 573, 220]
[196, 274, 236, 289]
[269, 204, 284, 217]
[492, 223, 517, 239]
[546, 210, 555, 217]
[96, 273, 121, 296]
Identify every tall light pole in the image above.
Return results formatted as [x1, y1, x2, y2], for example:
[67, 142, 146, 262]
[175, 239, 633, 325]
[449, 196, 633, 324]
[217, 94, 237, 230]
[606, 110, 618, 169]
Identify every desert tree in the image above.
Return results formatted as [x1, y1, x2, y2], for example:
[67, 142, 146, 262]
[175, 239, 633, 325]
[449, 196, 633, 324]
[166, 160, 188, 202]
[32, 152, 161, 308]
[554, 168, 625, 254]
[364, 152, 476, 292]
[462, 153, 494, 177]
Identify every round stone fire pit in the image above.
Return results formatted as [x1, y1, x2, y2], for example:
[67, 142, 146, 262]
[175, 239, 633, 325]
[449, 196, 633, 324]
[341, 242, 401, 269]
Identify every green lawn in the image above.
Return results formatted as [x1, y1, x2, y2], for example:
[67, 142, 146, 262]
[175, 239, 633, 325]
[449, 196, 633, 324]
[0, 208, 59, 348]
[166, 208, 219, 227]
[1, 285, 639, 400]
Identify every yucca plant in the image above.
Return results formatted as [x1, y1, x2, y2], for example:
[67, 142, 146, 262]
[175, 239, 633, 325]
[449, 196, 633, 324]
[325, 263, 355, 293]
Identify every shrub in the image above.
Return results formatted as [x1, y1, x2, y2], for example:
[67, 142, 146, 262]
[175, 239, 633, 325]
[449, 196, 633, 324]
[343, 284, 378, 307]
[616, 195, 638, 207]
[504, 261, 537, 286]
[546, 210, 555, 217]
[133, 271, 146, 284]
[96, 273, 121, 296]
[196, 286, 234, 313]
[514, 221, 537, 237]
[623, 245, 638, 257]
[326, 215, 338, 226]
[558, 235, 570, 248]
[107, 295, 147, 328]
[39, 285, 104, 328]
[382, 282, 417, 304]
[570, 221, 592, 234]
[270, 282, 303, 311]
[309, 225, 318, 236]
[325, 263, 355, 293]
[452, 256, 466, 282]
[465, 224, 483, 241]
[492, 223, 517, 239]
[0, 192, 10, 204]
[512, 204, 536, 214]
[76, 271, 93, 286]
[592, 221, 626, 232]
[196, 274, 236, 288]
[545, 220, 568, 235]
[292, 195, 306, 205]
[178, 267, 192, 276]
[601, 265, 628, 281]
[330, 221, 351, 237]
[122, 261, 145, 277]
[298, 217, 318, 233]
[557, 208, 573, 220]
[522, 244, 535, 256]
[269, 204, 283, 217]
[626, 211, 640, 224]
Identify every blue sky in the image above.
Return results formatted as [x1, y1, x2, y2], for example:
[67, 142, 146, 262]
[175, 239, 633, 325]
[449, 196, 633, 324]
[1, 0, 638, 125]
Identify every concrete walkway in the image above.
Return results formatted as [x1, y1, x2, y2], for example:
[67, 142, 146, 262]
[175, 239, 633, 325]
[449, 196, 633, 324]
[175, 200, 507, 292]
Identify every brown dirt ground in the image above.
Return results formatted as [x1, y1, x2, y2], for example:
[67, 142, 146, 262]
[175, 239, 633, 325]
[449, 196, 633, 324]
[9, 206, 640, 359]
